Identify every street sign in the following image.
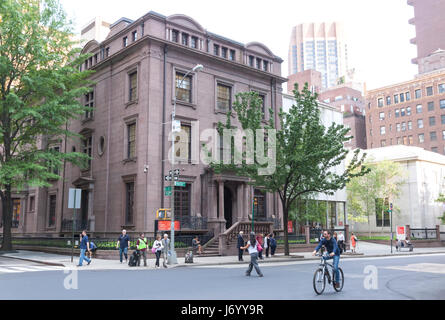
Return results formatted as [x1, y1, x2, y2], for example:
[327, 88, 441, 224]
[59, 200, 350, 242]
[174, 169, 180, 176]
[165, 186, 172, 192]
[158, 220, 180, 231]
[175, 181, 186, 187]
[68, 188, 81, 209]
[165, 191, 172, 196]
[174, 176, 179, 181]
[165, 175, 172, 181]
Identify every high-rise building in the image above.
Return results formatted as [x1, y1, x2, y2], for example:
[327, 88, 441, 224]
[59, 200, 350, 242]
[288, 22, 348, 89]
[409, 0, 445, 74]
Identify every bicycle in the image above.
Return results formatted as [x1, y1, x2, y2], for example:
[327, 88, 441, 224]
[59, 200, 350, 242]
[313, 251, 344, 295]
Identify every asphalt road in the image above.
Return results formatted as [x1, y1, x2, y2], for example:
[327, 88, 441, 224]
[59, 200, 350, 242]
[1, 253, 445, 300]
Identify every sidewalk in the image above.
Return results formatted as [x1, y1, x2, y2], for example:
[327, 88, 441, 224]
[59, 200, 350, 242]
[2, 241, 445, 271]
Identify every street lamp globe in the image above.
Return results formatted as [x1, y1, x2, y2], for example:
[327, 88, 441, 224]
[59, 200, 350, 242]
[193, 64, 204, 72]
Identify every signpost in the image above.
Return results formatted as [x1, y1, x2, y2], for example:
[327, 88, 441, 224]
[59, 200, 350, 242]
[252, 197, 258, 232]
[389, 202, 393, 254]
[68, 188, 82, 263]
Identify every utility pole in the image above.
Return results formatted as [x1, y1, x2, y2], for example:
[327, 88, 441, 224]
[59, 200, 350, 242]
[389, 202, 393, 254]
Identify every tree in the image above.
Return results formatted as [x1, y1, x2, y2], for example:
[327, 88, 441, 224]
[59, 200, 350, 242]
[0, 0, 92, 251]
[435, 183, 445, 224]
[347, 159, 406, 237]
[211, 84, 368, 255]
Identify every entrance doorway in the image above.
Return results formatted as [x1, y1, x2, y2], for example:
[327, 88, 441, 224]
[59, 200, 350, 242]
[224, 187, 233, 230]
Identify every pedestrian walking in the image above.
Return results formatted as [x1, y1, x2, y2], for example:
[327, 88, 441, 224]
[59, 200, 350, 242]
[350, 232, 358, 253]
[241, 232, 263, 277]
[161, 234, 170, 268]
[237, 231, 245, 261]
[88, 240, 97, 259]
[77, 230, 91, 267]
[152, 235, 163, 269]
[264, 233, 270, 258]
[337, 232, 345, 254]
[269, 233, 277, 256]
[136, 233, 148, 267]
[256, 234, 264, 260]
[116, 229, 130, 263]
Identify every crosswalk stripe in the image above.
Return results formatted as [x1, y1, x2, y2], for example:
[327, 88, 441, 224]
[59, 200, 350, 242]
[0, 266, 64, 273]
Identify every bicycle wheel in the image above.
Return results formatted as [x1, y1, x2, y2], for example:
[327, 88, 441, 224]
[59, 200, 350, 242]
[313, 268, 326, 295]
[333, 267, 344, 292]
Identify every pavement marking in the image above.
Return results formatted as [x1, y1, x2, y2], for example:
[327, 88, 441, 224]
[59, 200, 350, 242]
[383, 263, 445, 275]
[0, 265, 65, 274]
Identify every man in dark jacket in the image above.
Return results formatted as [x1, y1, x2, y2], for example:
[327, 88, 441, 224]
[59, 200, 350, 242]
[237, 231, 245, 261]
[312, 230, 341, 288]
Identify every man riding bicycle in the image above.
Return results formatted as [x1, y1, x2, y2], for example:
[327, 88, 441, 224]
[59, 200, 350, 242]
[312, 230, 341, 288]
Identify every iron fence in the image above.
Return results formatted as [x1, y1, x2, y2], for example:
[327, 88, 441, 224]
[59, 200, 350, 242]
[176, 216, 208, 230]
[410, 228, 437, 240]
[61, 219, 91, 232]
[255, 217, 281, 230]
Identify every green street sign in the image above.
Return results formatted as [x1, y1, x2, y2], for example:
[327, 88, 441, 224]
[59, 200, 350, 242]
[165, 186, 172, 192]
[165, 191, 172, 196]
[175, 181, 186, 187]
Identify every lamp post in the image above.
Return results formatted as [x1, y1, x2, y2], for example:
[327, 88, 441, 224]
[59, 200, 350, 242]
[168, 64, 204, 264]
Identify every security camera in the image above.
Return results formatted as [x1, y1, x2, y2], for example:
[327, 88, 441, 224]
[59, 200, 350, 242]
[144, 165, 149, 173]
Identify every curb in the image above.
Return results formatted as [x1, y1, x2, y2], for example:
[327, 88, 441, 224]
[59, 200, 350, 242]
[0, 255, 65, 267]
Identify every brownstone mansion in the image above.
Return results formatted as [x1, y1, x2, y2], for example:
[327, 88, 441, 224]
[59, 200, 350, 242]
[0, 11, 288, 250]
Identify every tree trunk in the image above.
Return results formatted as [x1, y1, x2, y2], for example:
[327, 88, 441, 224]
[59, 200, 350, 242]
[282, 201, 290, 256]
[1, 185, 13, 251]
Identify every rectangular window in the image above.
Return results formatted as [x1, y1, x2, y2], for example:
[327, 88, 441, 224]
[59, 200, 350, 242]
[428, 101, 434, 111]
[259, 94, 266, 119]
[430, 131, 437, 141]
[191, 36, 198, 49]
[256, 58, 262, 69]
[418, 119, 424, 128]
[416, 104, 422, 113]
[172, 30, 179, 42]
[129, 72, 137, 102]
[386, 96, 391, 105]
[105, 47, 110, 57]
[49, 146, 60, 175]
[182, 33, 189, 46]
[418, 133, 424, 143]
[48, 195, 56, 228]
[397, 137, 402, 145]
[221, 47, 228, 59]
[84, 91, 94, 119]
[394, 94, 399, 104]
[442, 115, 445, 124]
[125, 182, 134, 225]
[403, 136, 408, 145]
[263, 60, 269, 72]
[408, 121, 412, 130]
[176, 72, 192, 103]
[401, 122, 406, 131]
[123, 36, 128, 47]
[379, 112, 385, 120]
[401, 108, 405, 116]
[406, 106, 411, 115]
[415, 89, 421, 99]
[127, 123, 136, 159]
[439, 83, 445, 94]
[396, 123, 401, 132]
[217, 83, 231, 111]
[429, 116, 436, 126]
[229, 49, 235, 61]
[380, 126, 386, 135]
[29, 196, 35, 212]
[132, 31, 138, 42]
[82, 136, 92, 169]
[405, 92, 411, 101]
[174, 183, 191, 218]
[440, 99, 445, 109]
[408, 135, 413, 145]
[442, 130, 445, 140]
[380, 140, 386, 147]
[254, 189, 267, 219]
[214, 44, 220, 56]
[400, 93, 405, 103]
[175, 124, 191, 162]
[378, 98, 383, 107]
[426, 86, 433, 96]
[395, 109, 400, 117]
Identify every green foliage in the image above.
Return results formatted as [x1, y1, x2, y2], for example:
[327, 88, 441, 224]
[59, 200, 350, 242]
[347, 159, 406, 230]
[435, 190, 445, 224]
[0, 0, 93, 249]
[211, 83, 369, 255]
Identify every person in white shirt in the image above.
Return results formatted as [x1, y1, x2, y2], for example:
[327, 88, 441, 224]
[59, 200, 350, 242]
[240, 232, 264, 277]
[337, 232, 345, 254]
[152, 235, 164, 269]
[264, 234, 270, 258]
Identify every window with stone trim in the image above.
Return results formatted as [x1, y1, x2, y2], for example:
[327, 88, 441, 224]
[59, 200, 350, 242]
[254, 189, 266, 219]
[430, 131, 437, 141]
[426, 86, 433, 96]
[428, 101, 434, 111]
[125, 182, 135, 225]
[129, 71, 138, 103]
[82, 135, 93, 169]
[127, 123, 136, 159]
[418, 133, 424, 143]
[174, 183, 191, 218]
[176, 72, 192, 103]
[48, 194, 56, 228]
[84, 90, 94, 119]
[439, 83, 445, 94]
[217, 83, 232, 111]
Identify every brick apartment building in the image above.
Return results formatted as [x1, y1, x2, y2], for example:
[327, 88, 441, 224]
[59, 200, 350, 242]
[0, 11, 287, 242]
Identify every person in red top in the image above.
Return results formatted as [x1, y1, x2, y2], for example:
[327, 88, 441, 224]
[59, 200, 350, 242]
[350, 232, 358, 253]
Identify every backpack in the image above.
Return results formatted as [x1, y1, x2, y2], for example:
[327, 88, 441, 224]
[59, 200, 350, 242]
[89, 241, 97, 251]
[270, 238, 277, 247]
[128, 252, 138, 267]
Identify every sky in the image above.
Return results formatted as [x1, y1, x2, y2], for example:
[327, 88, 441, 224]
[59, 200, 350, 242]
[60, 0, 418, 92]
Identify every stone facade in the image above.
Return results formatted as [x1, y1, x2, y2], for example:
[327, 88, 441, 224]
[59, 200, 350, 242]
[0, 11, 286, 239]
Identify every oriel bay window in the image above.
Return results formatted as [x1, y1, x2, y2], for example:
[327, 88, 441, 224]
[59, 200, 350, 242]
[217, 83, 231, 112]
[176, 72, 192, 103]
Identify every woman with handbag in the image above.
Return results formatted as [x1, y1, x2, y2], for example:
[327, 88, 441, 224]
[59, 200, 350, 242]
[152, 235, 163, 269]
[240, 232, 264, 277]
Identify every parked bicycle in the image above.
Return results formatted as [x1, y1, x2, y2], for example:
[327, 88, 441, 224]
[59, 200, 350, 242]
[313, 251, 344, 295]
